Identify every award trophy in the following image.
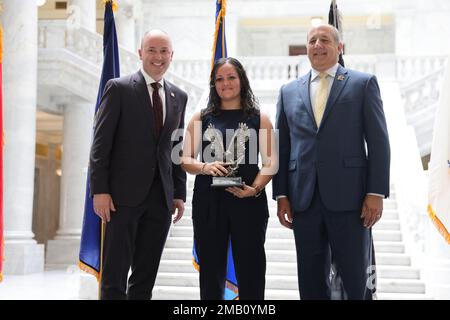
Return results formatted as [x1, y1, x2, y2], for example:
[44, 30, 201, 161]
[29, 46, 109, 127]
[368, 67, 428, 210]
[204, 122, 250, 188]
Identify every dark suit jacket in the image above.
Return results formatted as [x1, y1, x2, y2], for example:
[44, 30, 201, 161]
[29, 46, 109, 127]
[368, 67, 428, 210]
[273, 65, 390, 212]
[89, 70, 187, 210]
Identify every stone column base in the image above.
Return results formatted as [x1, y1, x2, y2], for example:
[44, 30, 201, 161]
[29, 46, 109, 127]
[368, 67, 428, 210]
[46, 238, 80, 265]
[3, 241, 44, 275]
[79, 273, 99, 300]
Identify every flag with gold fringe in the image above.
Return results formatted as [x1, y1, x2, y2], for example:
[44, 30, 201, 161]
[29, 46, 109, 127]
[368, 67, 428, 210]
[192, 0, 239, 300]
[427, 58, 450, 244]
[79, 0, 120, 281]
[0, 24, 4, 282]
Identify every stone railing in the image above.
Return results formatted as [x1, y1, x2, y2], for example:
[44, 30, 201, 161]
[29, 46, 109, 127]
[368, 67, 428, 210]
[171, 54, 448, 89]
[400, 67, 445, 114]
[396, 55, 447, 81]
[38, 19, 447, 118]
[37, 20, 204, 113]
[399, 64, 447, 156]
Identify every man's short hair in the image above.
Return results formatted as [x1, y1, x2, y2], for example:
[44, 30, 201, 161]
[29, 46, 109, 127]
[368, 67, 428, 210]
[307, 24, 341, 44]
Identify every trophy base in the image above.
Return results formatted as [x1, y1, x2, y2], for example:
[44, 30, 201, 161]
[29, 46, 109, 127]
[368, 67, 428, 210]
[211, 176, 244, 188]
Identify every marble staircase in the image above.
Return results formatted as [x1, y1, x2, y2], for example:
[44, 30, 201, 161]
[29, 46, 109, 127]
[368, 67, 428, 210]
[153, 181, 428, 300]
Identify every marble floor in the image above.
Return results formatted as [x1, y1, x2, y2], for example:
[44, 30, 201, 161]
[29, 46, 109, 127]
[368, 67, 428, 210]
[0, 265, 82, 300]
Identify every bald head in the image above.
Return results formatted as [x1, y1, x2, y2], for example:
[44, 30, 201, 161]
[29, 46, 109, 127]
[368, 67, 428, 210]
[140, 29, 172, 50]
[138, 29, 174, 81]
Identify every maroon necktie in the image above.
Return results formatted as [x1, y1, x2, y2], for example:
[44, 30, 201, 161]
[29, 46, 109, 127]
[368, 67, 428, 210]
[151, 82, 163, 138]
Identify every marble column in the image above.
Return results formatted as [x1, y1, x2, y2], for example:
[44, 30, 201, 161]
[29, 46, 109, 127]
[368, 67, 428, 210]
[68, 0, 96, 32]
[115, 0, 136, 52]
[46, 101, 94, 265]
[2, 0, 44, 274]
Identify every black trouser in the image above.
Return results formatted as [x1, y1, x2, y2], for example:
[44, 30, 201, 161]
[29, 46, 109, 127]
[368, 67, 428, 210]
[100, 177, 170, 300]
[292, 185, 373, 300]
[193, 194, 268, 300]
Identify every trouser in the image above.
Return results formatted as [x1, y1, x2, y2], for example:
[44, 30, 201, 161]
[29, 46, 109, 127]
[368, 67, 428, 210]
[193, 194, 269, 300]
[292, 185, 373, 300]
[100, 177, 170, 300]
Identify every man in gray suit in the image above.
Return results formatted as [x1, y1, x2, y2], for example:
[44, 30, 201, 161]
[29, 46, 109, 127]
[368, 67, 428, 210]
[273, 24, 390, 299]
[90, 30, 187, 299]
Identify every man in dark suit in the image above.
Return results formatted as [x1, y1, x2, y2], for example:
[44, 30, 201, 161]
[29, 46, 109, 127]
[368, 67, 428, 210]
[89, 30, 187, 300]
[273, 24, 390, 300]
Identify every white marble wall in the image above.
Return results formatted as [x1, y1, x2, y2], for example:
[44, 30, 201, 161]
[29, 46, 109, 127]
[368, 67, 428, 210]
[115, 0, 137, 52]
[46, 101, 94, 265]
[395, 0, 450, 55]
[2, 0, 44, 274]
[139, 0, 450, 59]
[68, 0, 96, 32]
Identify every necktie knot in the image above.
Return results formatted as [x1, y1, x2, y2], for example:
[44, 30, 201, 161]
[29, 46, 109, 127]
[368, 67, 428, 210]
[151, 82, 162, 90]
[319, 72, 328, 80]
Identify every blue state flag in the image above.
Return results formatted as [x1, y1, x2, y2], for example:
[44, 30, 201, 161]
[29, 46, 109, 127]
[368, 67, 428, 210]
[193, 0, 239, 300]
[78, 0, 120, 280]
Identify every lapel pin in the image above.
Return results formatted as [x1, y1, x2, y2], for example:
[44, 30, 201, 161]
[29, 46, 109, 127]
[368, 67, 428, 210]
[170, 92, 175, 97]
[337, 75, 345, 81]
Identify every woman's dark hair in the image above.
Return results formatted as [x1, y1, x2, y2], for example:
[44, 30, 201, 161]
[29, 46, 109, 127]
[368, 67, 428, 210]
[201, 57, 259, 119]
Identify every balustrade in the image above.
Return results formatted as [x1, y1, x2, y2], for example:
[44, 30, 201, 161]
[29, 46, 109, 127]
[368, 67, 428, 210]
[38, 20, 447, 116]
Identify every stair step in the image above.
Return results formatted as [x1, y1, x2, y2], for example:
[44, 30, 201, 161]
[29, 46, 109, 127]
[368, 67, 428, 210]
[382, 210, 399, 220]
[175, 217, 400, 231]
[184, 196, 398, 207]
[152, 286, 428, 300]
[377, 279, 425, 294]
[373, 230, 402, 241]
[169, 226, 402, 241]
[168, 184, 423, 299]
[161, 248, 411, 265]
[154, 273, 424, 293]
[376, 266, 420, 279]
[153, 286, 199, 300]
[165, 237, 405, 254]
[152, 286, 301, 300]
[376, 292, 431, 300]
[158, 260, 419, 279]
[182, 206, 399, 216]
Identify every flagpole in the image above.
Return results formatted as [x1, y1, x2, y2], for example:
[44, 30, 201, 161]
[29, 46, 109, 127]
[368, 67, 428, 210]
[332, 0, 337, 28]
[78, 0, 120, 299]
[98, 222, 105, 299]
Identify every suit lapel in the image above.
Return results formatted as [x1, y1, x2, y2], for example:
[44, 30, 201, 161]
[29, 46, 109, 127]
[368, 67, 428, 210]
[319, 65, 349, 130]
[298, 72, 316, 126]
[133, 71, 157, 139]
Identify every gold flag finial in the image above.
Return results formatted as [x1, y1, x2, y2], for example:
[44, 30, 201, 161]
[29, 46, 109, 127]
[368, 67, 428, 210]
[103, 0, 118, 12]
